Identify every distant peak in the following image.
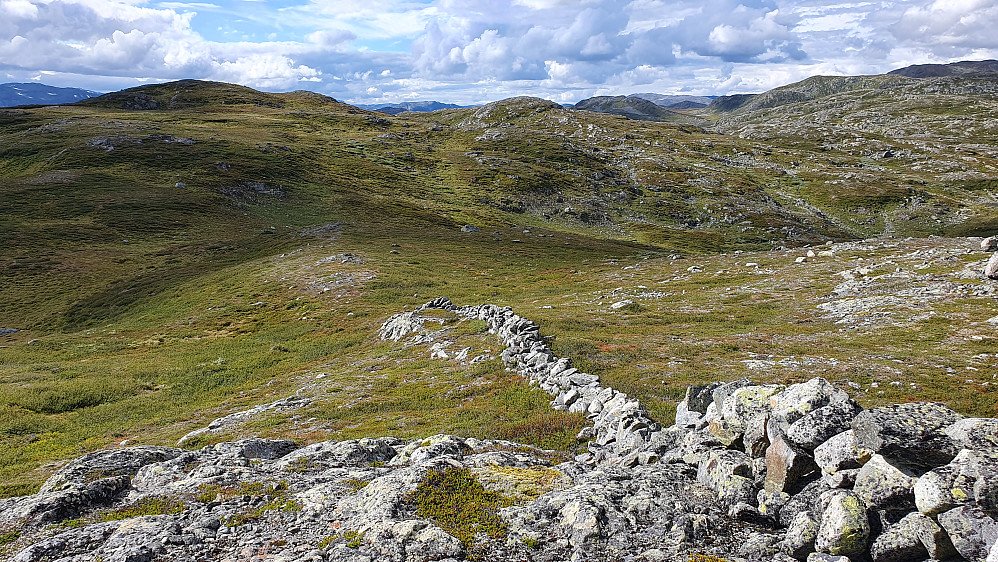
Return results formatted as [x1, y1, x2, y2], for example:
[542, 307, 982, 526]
[888, 59, 998, 78]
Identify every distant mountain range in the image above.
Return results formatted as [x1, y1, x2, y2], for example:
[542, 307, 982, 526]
[629, 93, 715, 109]
[0, 83, 101, 107]
[356, 101, 471, 114]
[569, 95, 713, 126]
[888, 59, 998, 78]
[707, 59, 998, 113]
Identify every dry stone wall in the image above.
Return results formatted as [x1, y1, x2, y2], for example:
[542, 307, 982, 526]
[379, 297, 662, 465]
[2, 298, 998, 562]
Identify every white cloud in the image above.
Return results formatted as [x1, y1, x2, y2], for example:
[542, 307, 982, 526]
[1, 0, 997, 104]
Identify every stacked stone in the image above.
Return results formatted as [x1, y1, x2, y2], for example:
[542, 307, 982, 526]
[669, 376, 998, 562]
[379, 298, 662, 464]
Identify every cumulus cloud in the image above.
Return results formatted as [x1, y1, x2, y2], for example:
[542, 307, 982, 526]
[1, 0, 996, 104]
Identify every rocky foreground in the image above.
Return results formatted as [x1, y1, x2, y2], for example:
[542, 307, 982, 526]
[2, 298, 998, 562]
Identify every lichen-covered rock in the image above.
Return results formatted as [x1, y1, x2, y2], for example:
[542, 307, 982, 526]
[814, 490, 870, 557]
[39, 446, 182, 493]
[901, 511, 959, 560]
[2, 476, 131, 524]
[673, 428, 724, 466]
[914, 449, 998, 516]
[851, 402, 962, 469]
[779, 479, 829, 527]
[785, 400, 863, 451]
[698, 449, 756, 506]
[744, 414, 771, 458]
[765, 436, 816, 494]
[759, 489, 791, 518]
[10, 300, 998, 562]
[698, 450, 753, 487]
[708, 415, 742, 447]
[274, 437, 402, 470]
[869, 512, 930, 562]
[770, 378, 849, 428]
[822, 468, 859, 489]
[212, 438, 298, 460]
[722, 384, 784, 434]
[853, 454, 918, 511]
[814, 430, 873, 475]
[946, 418, 998, 452]
[712, 378, 754, 414]
[987, 252, 998, 280]
[937, 505, 998, 562]
[807, 554, 850, 562]
[390, 434, 470, 466]
[783, 511, 819, 560]
[675, 382, 723, 427]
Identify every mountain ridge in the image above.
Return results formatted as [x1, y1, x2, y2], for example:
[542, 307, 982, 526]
[0, 82, 101, 107]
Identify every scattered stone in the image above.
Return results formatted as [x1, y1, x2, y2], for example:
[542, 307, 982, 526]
[460, 225, 479, 232]
[987, 253, 998, 280]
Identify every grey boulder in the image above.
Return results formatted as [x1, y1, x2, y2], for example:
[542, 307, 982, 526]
[937, 505, 998, 562]
[851, 402, 962, 469]
[853, 454, 918, 511]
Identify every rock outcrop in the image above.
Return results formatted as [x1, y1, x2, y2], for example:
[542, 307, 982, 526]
[4, 299, 998, 562]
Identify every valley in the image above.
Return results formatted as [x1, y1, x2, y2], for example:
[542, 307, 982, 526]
[1, 65, 997, 561]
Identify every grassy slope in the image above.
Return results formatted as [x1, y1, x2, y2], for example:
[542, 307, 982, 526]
[1, 80, 996, 496]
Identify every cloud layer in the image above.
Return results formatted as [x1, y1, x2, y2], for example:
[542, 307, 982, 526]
[2, 0, 997, 104]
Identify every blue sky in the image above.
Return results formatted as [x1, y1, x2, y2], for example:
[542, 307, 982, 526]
[1, 0, 997, 105]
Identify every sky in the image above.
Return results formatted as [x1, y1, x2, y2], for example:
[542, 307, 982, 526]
[1, 0, 997, 106]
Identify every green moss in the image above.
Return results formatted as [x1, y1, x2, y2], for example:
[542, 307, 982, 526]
[319, 530, 365, 549]
[0, 529, 20, 547]
[689, 555, 734, 562]
[99, 496, 184, 521]
[407, 467, 515, 550]
[343, 478, 369, 492]
[520, 536, 539, 549]
[473, 465, 567, 501]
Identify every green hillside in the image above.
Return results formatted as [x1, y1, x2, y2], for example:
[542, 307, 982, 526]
[1, 77, 997, 496]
